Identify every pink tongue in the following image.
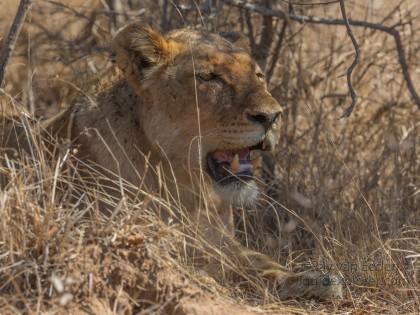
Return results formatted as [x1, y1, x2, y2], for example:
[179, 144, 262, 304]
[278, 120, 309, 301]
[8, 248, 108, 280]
[212, 149, 249, 162]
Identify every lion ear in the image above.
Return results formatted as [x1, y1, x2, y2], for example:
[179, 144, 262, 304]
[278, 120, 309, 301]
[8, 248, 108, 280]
[219, 31, 251, 53]
[111, 22, 172, 85]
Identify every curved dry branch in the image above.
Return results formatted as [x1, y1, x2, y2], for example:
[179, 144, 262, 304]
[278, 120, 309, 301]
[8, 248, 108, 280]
[338, 0, 360, 118]
[222, 0, 420, 111]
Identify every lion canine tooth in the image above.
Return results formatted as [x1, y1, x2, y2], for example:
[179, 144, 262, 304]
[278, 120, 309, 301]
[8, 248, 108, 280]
[251, 155, 262, 168]
[231, 154, 240, 173]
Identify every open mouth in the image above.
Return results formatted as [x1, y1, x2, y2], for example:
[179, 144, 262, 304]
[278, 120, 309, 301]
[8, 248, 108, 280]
[206, 140, 268, 185]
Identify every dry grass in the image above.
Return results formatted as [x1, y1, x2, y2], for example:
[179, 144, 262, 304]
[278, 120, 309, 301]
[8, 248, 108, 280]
[0, 0, 419, 314]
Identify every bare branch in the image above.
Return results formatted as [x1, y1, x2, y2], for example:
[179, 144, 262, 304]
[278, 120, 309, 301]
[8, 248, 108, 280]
[222, 0, 420, 110]
[161, 0, 170, 31]
[0, 0, 33, 88]
[338, 0, 360, 118]
[266, 19, 288, 84]
[254, 0, 274, 70]
[244, 10, 256, 53]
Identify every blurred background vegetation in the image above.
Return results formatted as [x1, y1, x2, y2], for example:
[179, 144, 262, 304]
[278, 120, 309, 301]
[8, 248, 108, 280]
[0, 0, 419, 313]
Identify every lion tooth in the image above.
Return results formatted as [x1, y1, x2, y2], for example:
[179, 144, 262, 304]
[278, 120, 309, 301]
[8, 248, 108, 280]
[231, 154, 240, 173]
[251, 155, 262, 169]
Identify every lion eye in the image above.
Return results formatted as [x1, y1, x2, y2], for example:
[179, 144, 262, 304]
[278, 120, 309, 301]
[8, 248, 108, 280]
[198, 72, 219, 81]
[256, 72, 265, 81]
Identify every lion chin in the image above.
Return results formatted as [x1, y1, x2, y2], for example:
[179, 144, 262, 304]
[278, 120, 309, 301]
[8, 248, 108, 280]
[214, 179, 259, 207]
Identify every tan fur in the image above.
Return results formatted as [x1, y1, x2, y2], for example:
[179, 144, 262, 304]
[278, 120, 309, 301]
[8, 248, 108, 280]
[56, 23, 343, 299]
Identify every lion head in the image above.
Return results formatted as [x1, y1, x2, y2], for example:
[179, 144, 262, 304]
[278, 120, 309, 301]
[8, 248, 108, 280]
[111, 23, 282, 206]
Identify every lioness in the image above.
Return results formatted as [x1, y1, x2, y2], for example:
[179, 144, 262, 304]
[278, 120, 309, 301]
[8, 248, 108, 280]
[53, 23, 342, 300]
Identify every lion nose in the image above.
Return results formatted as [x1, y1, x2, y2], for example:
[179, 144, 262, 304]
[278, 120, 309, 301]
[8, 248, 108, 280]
[246, 110, 281, 131]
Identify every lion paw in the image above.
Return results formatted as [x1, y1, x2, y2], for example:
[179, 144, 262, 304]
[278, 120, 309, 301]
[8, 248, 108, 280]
[267, 270, 343, 300]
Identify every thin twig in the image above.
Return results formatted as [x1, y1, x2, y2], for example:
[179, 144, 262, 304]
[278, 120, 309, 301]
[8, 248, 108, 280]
[222, 0, 420, 110]
[338, 0, 360, 118]
[244, 10, 256, 53]
[266, 19, 288, 84]
[254, 0, 274, 70]
[0, 0, 33, 87]
[161, 0, 170, 31]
